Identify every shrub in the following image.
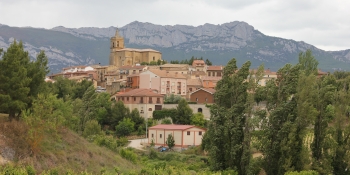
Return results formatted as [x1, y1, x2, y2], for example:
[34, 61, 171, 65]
[115, 118, 135, 137]
[83, 120, 102, 138]
[119, 148, 138, 163]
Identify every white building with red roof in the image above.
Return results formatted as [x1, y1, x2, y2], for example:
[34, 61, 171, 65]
[148, 124, 206, 148]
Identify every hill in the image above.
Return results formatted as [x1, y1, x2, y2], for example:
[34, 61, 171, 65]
[1, 21, 350, 72]
[0, 115, 140, 174]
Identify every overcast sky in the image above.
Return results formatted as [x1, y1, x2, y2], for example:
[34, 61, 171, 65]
[1, 0, 349, 51]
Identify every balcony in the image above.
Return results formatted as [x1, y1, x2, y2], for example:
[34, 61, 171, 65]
[156, 100, 161, 104]
[148, 100, 153, 104]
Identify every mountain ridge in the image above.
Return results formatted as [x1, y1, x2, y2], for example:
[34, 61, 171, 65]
[1, 21, 350, 72]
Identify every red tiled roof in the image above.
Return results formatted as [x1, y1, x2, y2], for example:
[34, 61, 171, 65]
[190, 88, 216, 95]
[187, 78, 203, 86]
[192, 60, 206, 67]
[115, 88, 163, 97]
[207, 66, 224, 71]
[149, 124, 197, 130]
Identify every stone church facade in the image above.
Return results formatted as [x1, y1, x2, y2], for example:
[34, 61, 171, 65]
[109, 30, 162, 67]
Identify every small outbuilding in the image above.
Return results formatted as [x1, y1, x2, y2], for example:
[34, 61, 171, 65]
[148, 124, 206, 148]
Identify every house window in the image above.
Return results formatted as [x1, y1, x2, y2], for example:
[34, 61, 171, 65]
[160, 134, 162, 138]
[122, 97, 124, 101]
[196, 98, 198, 102]
[189, 88, 192, 92]
[187, 131, 190, 135]
[152, 134, 154, 138]
[127, 97, 129, 101]
[199, 131, 202, 135]
[134, 97, 136, 101]
[148, 108, 152, 111]
[153, 56, 155, 61]
[205, 98, 207, 101]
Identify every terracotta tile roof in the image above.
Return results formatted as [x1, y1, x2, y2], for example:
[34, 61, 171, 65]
[149, 124, 198, 130]
[190, 88, 216, 95]
[160, 64, 189, 68]
[192, 60, 206, 67]
[207, 66, 224, 71]
[187, 78, 203, 86]
[318, 69, 328, 75]
[115, 88, 163, 97]
[149, 70, 187, 79]
[201, 76, 222, 81]
[116, 48, 161, 53]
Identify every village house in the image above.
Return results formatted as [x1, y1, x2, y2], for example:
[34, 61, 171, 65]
[186, 78, 203, 99]
[118, 65, 147, 80]
[191, 60, 207, 72]
[190, 88, 216, 104]
[114, 89, 164, 119]
[139, 69, 187, 96]
[201, 76, 222, 89]
[148, 124, 206, 148]
[206, 65, 223, 77]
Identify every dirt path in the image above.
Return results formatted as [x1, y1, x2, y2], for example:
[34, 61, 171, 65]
[127, 138, 148, 151]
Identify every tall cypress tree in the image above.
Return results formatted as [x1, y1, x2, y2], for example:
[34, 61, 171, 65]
[205, 58, 251, 174]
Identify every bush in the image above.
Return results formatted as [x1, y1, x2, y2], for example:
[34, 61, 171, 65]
[119, 148, 138, 163]
[115, 118, 135, 137]
[284, 170, 319, 175]
[83, 120, 102, 138]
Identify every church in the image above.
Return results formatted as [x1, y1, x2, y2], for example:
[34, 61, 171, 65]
[109, 30, 162, 67]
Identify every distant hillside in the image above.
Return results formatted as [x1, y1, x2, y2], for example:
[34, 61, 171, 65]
[1, 21, 350, 72]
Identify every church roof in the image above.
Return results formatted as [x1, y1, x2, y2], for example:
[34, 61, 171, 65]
[116, 48, 161, 53]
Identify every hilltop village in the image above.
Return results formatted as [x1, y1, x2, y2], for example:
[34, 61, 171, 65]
[48, 30, 327, 120]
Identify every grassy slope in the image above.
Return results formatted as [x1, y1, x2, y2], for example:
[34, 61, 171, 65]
[0, 115, 140, 174]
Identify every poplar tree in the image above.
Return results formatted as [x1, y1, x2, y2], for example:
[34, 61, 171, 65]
[205, 58, 251, 174]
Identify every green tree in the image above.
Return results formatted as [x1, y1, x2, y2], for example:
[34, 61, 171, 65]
[205, 59, 212, 66]
[190, 113, 207, 128]
[115, 118, 135, 137]
[298, 49, 319, 76]
[0, 41, 47, 120]
[166, 134, 175, 150]
[205, 58, 251, 174]
[83, 120, 102, 138]
[110, 100, 130, 129]
[174, 99, 193, 124]
[130, 108, 145, 130]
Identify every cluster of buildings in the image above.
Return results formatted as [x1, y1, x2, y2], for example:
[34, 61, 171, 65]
[47, 30, 327, 147]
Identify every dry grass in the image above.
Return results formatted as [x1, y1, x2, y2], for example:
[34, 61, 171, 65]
[0, 118, 141, 174]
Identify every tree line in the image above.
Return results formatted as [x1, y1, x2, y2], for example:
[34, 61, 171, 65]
[202, 50, 350, 175]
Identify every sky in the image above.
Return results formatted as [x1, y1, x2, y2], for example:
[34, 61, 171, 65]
[1, 0, 349, 51]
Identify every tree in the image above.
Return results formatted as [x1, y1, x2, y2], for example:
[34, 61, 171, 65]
[0, 41, 32, 120]
[173, 99, 193, 124]
[205, 58, 251, 174]
[190, 113, 207, 128]
[115, 118, 135, 137]
[83, 120, 102, 138]
[166, 134, 175, 150]
[205, 59, 212, 66]
[298, 49, 318, 76]
[110, 100, 130, 129]
[130, 108, 145, 131]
